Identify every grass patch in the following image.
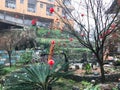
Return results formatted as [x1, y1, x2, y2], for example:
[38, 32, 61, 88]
[52, 78, 84, 90]
[4, 66, 18, 73]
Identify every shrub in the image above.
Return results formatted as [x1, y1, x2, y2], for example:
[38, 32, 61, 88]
[18, 50, 32, 65]
[4, 60, 72, 90]
[113, 60, 120, 66]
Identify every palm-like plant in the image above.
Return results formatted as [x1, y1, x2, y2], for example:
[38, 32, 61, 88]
[4, 60, 72, 90]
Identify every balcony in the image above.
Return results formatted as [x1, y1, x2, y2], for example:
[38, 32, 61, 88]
[27, 8, 36, 13]
[5, 3, 16, 9]
[27, 3, 36, 13]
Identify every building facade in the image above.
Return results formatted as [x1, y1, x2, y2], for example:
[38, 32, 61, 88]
[105, 0, 120, 55]
[0, 0, 74, 29]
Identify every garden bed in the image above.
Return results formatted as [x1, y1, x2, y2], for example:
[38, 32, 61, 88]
[65, 73, 120, 83]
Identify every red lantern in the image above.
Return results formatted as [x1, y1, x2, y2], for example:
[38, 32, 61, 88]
[48, 59, 55, 66]
[31, 19, 37, 25]
[80, 33, 85, 37]
[69, 38, 73, 41]
[106, 29, 111, 34]
[81, 14, 84, 17]
[51, 40, 55, 44]
[49, 8, 54, 13]
[110, 24, 116, 29]
[63, 16, 66, 19]
[99, 35, 103, 39]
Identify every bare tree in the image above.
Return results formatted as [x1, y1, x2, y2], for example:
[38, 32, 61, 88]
[54, 0, 120, 83]
[0, 28, 37, 67]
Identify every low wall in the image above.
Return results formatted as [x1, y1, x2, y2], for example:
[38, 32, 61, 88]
[65, 73, 120, 83]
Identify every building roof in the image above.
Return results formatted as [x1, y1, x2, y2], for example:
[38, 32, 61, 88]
[105, 0, 120, 14]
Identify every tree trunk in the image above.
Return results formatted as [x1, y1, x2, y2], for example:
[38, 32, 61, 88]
[62, 52, 69, 71]
[99, 62, 105, 83]
[7, 51, 12, 67]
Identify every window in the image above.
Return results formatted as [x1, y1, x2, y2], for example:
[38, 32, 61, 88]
[20, 0, 24, 4]
[27, 0, 36, 13]
[40, 3, 43, 8]
[46, 4, 54, 16]
[5, 0, 16, 9]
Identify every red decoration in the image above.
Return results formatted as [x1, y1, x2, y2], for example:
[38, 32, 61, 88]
[63, 16, 66, 19]
[81, 14, 84, 17]
[106, 29, 111, 34]
[51, 40, 55, 44]
[110, 24, 116, 29]
[48, 59, 55, 66]
[99, 35, 104, 39]
[31, 19, 37, 25]
[80, 33, 85, 37]
[49, 8, 54, 13]
[69, 38, 73, 41]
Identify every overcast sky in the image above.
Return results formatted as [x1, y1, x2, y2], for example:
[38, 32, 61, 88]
[72, 0, 115, 31]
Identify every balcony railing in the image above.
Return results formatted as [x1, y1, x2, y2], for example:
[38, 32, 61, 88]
[5, 3, 16, 9]
[27, 8, 36, 13]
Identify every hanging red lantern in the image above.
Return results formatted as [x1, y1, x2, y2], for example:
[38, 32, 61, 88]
[63, 16, 66, 19]
[48, 59, 55, 66]
[99, 35, 104, 39]
[81, 14, 84, 17]
[51, 40, 55, 44]
[110, 24, 116, 29]
[31, 19, 37, 25]
[106, 29, 111, 34]
[80, 33, 85, 37]
[49, 8, 54, 13]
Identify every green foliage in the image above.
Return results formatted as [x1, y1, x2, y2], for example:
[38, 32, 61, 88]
[81, 81, 100, 90]
[18, 51, 32, 65]
[113, 60, 120, 66]
[112, 87, 118, 90]
[84, 63, 92, 74]
[84, 84, 100, 90]
[37, 28, 62, 38]
[0, 65, 7, 76]
[4, 60, 72, 90]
